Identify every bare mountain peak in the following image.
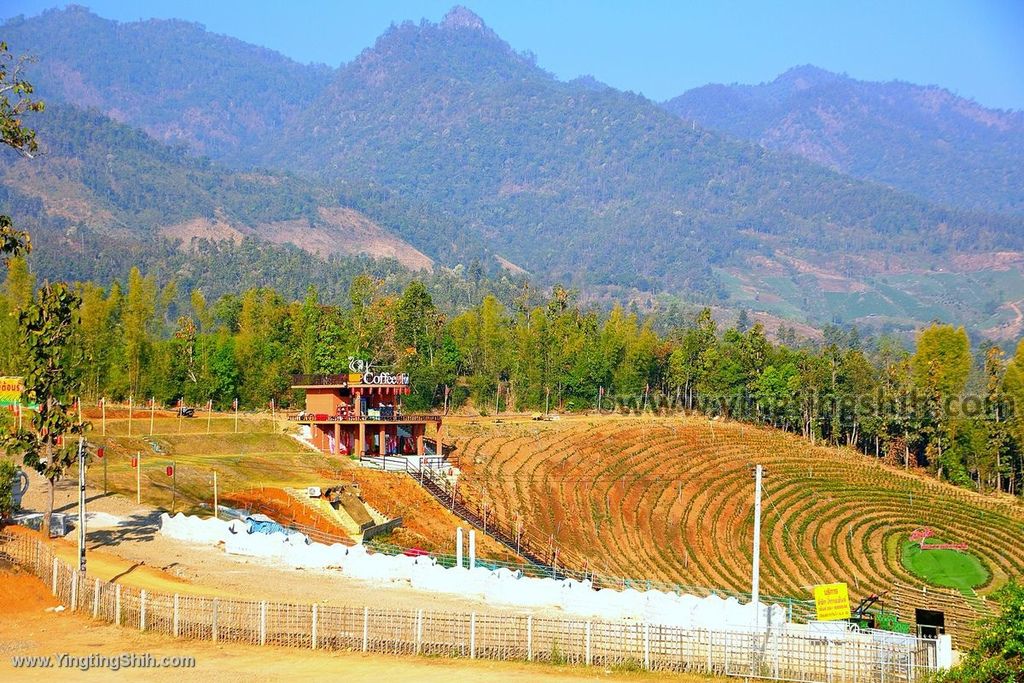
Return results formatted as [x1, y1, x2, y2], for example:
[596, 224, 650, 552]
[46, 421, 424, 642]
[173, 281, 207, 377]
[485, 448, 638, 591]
[441, 6, 487, 31]
[774, 65, 844, 91]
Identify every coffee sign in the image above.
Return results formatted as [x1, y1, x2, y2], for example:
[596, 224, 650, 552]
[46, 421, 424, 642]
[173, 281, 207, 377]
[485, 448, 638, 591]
[347, 358, 410, 386]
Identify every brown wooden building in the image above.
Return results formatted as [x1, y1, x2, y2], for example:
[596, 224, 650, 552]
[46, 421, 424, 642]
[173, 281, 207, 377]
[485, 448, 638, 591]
[292, 371, 443, 458]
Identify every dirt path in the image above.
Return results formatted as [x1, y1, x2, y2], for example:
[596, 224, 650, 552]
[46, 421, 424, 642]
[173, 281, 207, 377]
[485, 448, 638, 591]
[0, 566, 714, 683]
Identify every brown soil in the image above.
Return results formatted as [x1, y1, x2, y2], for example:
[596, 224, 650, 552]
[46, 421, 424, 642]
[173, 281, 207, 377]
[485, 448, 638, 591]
[446, 414, 1024, 601]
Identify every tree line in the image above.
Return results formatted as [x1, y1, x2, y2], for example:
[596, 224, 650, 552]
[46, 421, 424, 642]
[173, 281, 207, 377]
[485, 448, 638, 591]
[2, 261, 1024, 497]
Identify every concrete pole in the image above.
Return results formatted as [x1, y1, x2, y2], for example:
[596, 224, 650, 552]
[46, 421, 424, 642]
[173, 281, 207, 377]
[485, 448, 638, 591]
[456, 527, 464, 569]
[213, 470, 219, 520]
[752, 464, 763, 631]
[469, 529, 476, 570]
[77, 437, 86, 574]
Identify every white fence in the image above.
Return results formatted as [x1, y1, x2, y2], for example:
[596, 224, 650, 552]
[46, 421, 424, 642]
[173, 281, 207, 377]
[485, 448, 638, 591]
[0, 532, 938, 681]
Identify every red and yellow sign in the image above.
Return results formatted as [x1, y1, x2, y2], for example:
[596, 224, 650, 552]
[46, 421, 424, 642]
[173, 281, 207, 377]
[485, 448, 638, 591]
[0, 376, 24, 407]
[813, 582, 851, 621]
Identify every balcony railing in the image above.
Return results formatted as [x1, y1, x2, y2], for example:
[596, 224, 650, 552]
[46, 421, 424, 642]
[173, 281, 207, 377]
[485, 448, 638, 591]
[291, 374, 350, 386]
[290, 412, 442, 423]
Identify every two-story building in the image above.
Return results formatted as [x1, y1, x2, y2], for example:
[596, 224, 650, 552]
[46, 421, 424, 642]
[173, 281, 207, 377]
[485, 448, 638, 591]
[291, 365, 443, 459]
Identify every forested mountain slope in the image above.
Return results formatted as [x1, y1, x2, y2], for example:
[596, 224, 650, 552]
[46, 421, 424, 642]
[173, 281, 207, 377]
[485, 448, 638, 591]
[664, 66, 1024, 215]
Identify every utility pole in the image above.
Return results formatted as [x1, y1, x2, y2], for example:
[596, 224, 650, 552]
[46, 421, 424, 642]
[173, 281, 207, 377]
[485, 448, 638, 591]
[752, 464, 763, 631]
[77, 437, 86, 574]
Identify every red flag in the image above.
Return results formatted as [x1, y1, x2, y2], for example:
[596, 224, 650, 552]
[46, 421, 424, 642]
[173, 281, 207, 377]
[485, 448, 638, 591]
[131, 456, 137, 468]
[165, 465, 174, 477]
[96, 447, 105, 459]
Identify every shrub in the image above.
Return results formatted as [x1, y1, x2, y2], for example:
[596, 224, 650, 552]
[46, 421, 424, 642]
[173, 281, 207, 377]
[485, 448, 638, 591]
[936, 581, 1024, 683]
[0, 458, 19, 518]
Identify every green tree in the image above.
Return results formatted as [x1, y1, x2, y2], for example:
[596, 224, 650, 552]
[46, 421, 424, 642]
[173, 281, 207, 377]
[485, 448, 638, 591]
[1, 282, 85, 535]
[937, 581, 1024, 682]
[0, 42, 44, 261]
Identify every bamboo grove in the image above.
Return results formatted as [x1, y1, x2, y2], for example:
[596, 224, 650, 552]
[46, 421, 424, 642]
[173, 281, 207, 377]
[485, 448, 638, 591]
[2, 261, 1024, 496]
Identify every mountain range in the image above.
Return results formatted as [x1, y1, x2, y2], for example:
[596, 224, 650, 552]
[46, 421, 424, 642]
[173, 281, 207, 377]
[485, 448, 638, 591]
[2, 5, 1022, 339]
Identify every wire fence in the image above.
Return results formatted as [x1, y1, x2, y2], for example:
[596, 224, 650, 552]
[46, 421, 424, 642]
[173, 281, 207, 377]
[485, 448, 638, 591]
[0, 531, 939, 682]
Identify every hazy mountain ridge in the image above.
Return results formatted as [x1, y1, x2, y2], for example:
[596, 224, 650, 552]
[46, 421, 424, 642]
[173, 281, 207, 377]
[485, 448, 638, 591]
[664, 66, 1024, 215]
[1, 4, 333, 161]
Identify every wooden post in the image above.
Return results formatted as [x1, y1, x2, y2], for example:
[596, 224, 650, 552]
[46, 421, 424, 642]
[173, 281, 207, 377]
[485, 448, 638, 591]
[101, 397, 106, 436]
[311, 603, 318, 649]
[212, 598, 219, 642]
[259, 600, 267, 645]
[115, 584, 121, 625]
[527, 615, 533, 661]
[128, 395, 133, 436]
[362, 606, 369, 652]
[171, 461, 177, 514]
[213, 470, 219, 520]
[136, 451, 141, 505]
[149, 397, 155, 435]
[140, 589, 147, 631]
[51, 557, 58, 594]
[416, 609, 423, 654]
[93, 578, 100, 619]
[70, 571, 78, 611]
[470, 612, 476, 659]
[173, 594, 180, 637]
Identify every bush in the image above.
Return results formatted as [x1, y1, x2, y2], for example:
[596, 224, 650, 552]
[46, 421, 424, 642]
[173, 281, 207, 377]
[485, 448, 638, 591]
[0, 458, 19, 518]
[935, 582, 1024, 683]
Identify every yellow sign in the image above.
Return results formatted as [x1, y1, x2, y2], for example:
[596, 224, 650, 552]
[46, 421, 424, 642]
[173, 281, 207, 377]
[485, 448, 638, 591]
[0, 376, 23, 407]
[813, 582, 851, 621]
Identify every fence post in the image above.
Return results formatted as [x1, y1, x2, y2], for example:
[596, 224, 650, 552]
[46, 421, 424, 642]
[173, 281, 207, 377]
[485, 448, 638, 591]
[140, 590, 147, 631]
[416, 609, 423, 655]
[527, 615, 533, 661]
[212, 598, 219, 642]
[362, 607, 369, 652]
[259, 601, 267, 646]
[115, 585, 121, 625]
[173, 594, 180, 637]
[585, 621, 592, 665]
[93, 578, 100, 619]
[644, 622, 650, 670]
[707, 628, 712, 671]
[51, 557, 58, 595]
[470, 612, 476, 659]
[71, 571, 78, 611]
[311, 603, 318, 650]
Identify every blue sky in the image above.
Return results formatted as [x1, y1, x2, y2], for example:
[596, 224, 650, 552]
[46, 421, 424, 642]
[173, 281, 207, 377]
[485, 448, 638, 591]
[3, 1, 1023, 109]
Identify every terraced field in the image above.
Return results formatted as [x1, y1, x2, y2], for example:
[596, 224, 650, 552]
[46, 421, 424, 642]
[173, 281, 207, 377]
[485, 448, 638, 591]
[449, 415, 1024, 605]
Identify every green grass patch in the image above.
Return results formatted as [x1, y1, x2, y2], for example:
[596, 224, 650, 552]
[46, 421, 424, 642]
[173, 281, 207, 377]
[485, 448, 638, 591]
[900, 540, 989, 593]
